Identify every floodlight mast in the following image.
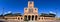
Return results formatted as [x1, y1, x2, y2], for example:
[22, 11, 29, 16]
[2, 7, 4, 16]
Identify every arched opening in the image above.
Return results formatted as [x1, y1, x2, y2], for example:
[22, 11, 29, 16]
[35, 15, 37, 20]
[18, 17, 20, 20]
[5, 18, 7, 20]
[28, 15, 31, 20]
[32, 15, 34, 20]
[39, 18, 40, 20]
[24, 15, 27, 21]
[21, 18, 22, 20]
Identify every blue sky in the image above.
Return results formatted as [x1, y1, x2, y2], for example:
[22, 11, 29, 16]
[0, 0, 60, 17]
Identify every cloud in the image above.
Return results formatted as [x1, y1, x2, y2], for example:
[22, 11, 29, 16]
[49, 11, 56, 14]
[4, 11, 12, 14]
[7, 11, 12, 13]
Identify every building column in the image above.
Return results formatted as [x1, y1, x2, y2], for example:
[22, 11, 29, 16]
[37, 16, 38, 21]
[30, 15, 31, 21]
[43, 17, 44, 20]
[17, 17, 18, 20]
[30, 16, 31, 21]
[34, 15, 35, 21]
[31, 15, 32, 21]
[27, 15, 28, 20]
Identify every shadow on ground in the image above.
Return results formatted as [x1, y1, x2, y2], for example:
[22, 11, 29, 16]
[0, 21, 4, 22]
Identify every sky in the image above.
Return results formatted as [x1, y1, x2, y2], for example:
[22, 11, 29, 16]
[0, 0, 60, 17]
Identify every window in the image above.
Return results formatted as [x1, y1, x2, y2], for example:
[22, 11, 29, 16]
[25, 8, 27, 10]
[39, 18, 40, 20]
[35, 9, 36, 10]
[42, 18, 43, 20]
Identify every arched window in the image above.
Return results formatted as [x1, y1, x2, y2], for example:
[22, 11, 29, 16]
[25, 8, 27, 10]
[35, 9, 37, 10]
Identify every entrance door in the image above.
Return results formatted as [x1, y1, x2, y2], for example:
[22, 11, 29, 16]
[32, 15, 34, 20]
[28, 15, 31, 20]
[24, 15, 27, 21]
[35, 15, 37, 20]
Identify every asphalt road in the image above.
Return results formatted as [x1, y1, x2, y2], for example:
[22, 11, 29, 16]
[0, 19, 60, 22]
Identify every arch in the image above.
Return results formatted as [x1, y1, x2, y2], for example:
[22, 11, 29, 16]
[39, 18, 40, 20]
[24, 15, 27, 21]
[21, 18, 22, 20]
[28, 15, 31, 20]
[35, 15, 37, 20]
[18, 17, 20, 20]
[32, 15, 34, 20]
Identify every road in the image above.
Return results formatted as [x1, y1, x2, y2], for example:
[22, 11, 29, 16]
[0, 19, 60, 22]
